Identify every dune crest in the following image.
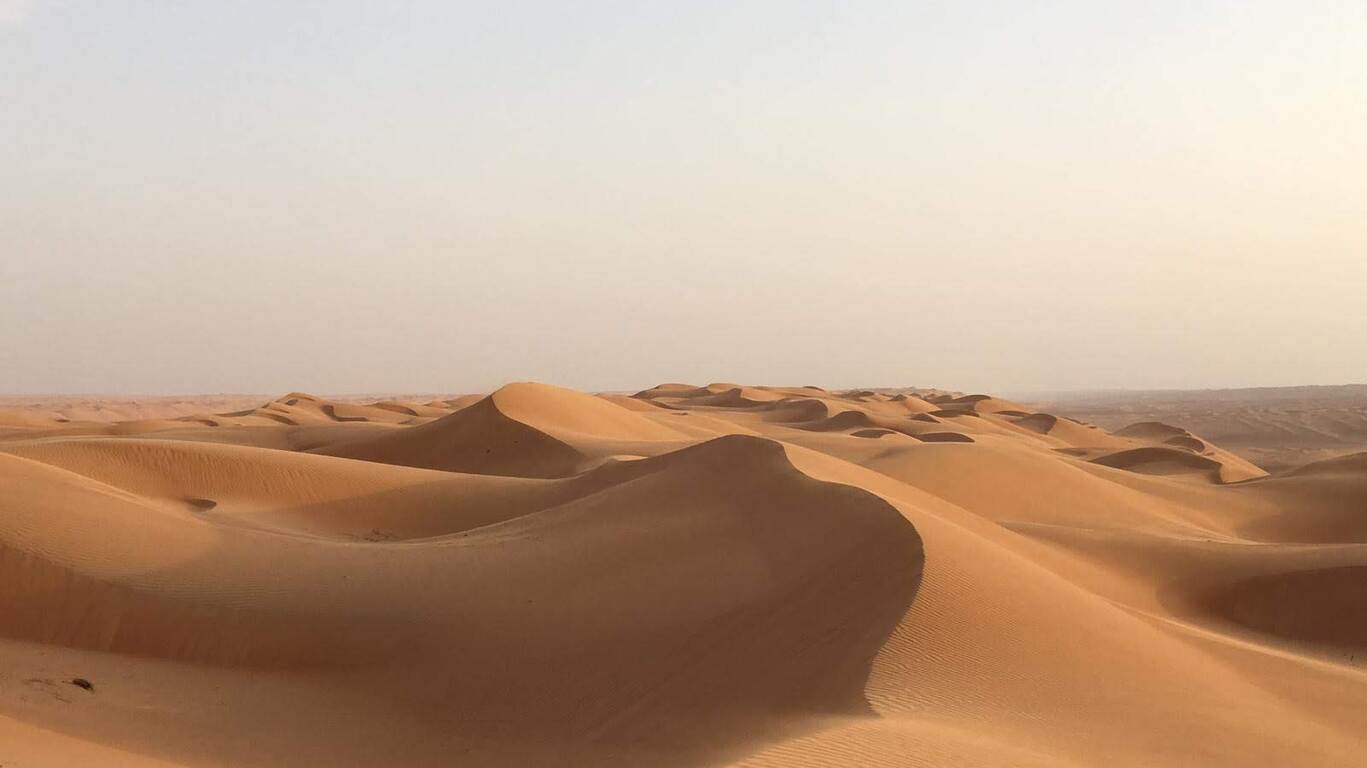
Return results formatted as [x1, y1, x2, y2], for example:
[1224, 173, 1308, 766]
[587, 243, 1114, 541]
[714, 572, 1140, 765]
[1, 382, 1365, 766]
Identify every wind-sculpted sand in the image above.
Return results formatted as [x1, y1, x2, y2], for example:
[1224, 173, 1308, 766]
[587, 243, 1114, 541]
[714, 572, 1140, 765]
[1, 383, 1365, 766]
[1041, 384, 1367, 474]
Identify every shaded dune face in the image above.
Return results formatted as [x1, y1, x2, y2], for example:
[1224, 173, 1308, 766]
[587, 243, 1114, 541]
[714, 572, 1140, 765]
[1196, 566, 1367, 650]
[1090, 446, 1224, 475]
[1229, 459, 1367, 543]
[1011, 413, 1058, 434]
[312, 382, 690, 478]
[314, 393, 588, 478]
[3, 381, 1367, 767]
[0, 425, 923, 767]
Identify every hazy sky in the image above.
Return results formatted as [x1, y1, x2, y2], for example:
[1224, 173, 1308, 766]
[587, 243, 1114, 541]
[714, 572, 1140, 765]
[3, 1, 1364, 394]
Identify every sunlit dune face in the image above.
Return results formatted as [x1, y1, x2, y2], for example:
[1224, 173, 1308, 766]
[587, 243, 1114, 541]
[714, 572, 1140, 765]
[1, 382, 1365, 766]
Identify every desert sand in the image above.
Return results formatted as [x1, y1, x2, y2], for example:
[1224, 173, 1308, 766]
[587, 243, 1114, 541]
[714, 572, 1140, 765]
[1040, 385, 1367, 474]
[1, 382, 1365, 766]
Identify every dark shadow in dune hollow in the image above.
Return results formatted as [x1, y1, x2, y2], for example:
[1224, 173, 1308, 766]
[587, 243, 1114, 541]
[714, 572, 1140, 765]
[0, 434, 925, 767]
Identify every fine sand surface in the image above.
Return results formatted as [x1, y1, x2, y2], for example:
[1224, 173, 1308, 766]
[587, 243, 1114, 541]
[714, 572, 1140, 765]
[1039, 384, 1367, 474]
[1, 383, 1365, 766]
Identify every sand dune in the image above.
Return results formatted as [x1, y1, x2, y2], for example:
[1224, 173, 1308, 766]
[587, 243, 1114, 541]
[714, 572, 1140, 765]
[1, 383, 1365, 766]
[1043, 384, 1367, 473]
[313, 382, 697, 477]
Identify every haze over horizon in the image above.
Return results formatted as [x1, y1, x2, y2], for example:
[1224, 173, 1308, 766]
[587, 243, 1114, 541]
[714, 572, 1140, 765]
[5, 1, 1365, 395]
[6, 7, 1367, 764]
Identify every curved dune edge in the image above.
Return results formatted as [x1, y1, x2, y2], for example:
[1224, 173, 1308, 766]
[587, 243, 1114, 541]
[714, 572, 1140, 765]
[1089, 444, 1267, 484]
[1, 382, 1365, 767]
[0, 433, 926, 766]
[1285, 450, 1367, 477]
[1091, 445, 1225, 474]
[310, 382, 694, 478]
[1190, 566, 1367, 649]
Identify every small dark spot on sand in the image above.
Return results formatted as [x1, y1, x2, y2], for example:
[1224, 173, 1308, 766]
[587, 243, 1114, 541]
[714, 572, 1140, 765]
[68, 678, 94, 691]
[187, 498, 218, 511]
[364, 528, 397, 542]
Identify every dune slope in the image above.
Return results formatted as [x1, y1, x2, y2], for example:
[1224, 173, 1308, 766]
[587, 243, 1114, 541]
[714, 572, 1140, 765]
[1, 383, 1365, 766]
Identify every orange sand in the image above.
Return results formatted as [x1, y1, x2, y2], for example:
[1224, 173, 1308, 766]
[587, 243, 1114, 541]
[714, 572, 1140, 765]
[1, 383, 1364, 766]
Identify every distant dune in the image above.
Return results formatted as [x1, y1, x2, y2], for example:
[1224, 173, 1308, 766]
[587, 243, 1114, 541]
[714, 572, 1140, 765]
[1, 383, 1365, 766]
[1040, 384, 1367, 473]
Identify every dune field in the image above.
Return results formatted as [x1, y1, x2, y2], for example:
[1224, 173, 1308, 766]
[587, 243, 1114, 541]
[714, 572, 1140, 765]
[1, 382, 1365, 767]
[1040, 385, 1367, 475]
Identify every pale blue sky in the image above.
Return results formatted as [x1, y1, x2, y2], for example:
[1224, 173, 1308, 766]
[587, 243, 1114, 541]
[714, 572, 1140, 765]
[3, 1, 1364, 394]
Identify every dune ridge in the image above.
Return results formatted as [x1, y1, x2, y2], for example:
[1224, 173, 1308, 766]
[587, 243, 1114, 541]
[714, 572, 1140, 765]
[1, 382, 1364, 766]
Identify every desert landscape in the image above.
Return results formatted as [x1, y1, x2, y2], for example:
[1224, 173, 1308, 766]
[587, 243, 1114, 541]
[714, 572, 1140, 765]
[1040, 385, 1367, 475]
[7, 2, 1365, 765]
[1, 382, 1365, 766]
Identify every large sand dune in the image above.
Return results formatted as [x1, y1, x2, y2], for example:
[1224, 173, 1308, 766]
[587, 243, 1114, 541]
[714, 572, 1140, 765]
[1, 383, 1365, 766]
